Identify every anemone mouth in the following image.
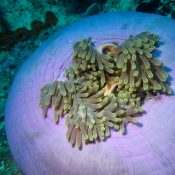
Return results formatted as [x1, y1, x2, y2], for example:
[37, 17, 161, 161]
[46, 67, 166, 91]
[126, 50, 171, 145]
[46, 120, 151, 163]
[39, 32, 172, 149]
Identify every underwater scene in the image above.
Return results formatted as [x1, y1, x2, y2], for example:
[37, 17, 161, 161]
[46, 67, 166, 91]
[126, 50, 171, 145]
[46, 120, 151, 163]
[0, 0, 175, 175]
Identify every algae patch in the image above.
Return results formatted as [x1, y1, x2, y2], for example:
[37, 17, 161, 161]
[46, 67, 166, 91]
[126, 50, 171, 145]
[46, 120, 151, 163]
[39, 32, 171, 149]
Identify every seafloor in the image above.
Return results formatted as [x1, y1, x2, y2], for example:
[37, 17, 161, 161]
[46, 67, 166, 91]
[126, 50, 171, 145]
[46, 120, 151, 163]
[0, 0, 175, 174]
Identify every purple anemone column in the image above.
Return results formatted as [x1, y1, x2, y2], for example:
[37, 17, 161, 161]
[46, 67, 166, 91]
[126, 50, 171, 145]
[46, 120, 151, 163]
[5, 12, 175, 175]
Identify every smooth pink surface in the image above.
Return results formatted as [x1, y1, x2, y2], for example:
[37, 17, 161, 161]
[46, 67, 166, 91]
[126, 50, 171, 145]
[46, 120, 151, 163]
[5, 12, 175, 175]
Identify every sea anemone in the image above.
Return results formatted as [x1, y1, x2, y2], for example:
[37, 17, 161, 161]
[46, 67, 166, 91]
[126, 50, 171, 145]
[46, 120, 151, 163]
[5, 13, 175, 175]
[39, 32, 171, 149]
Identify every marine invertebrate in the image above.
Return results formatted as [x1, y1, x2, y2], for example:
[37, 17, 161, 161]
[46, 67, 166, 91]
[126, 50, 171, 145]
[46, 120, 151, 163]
[5, 13, 175, 175]
[39, 32, 171, 148]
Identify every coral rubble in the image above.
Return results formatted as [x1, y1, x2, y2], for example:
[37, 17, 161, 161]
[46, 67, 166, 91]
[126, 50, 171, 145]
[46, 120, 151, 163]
[136, 0, 175, 18]
[39, 32, 171, 148]
[0, 11, 57, 51]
